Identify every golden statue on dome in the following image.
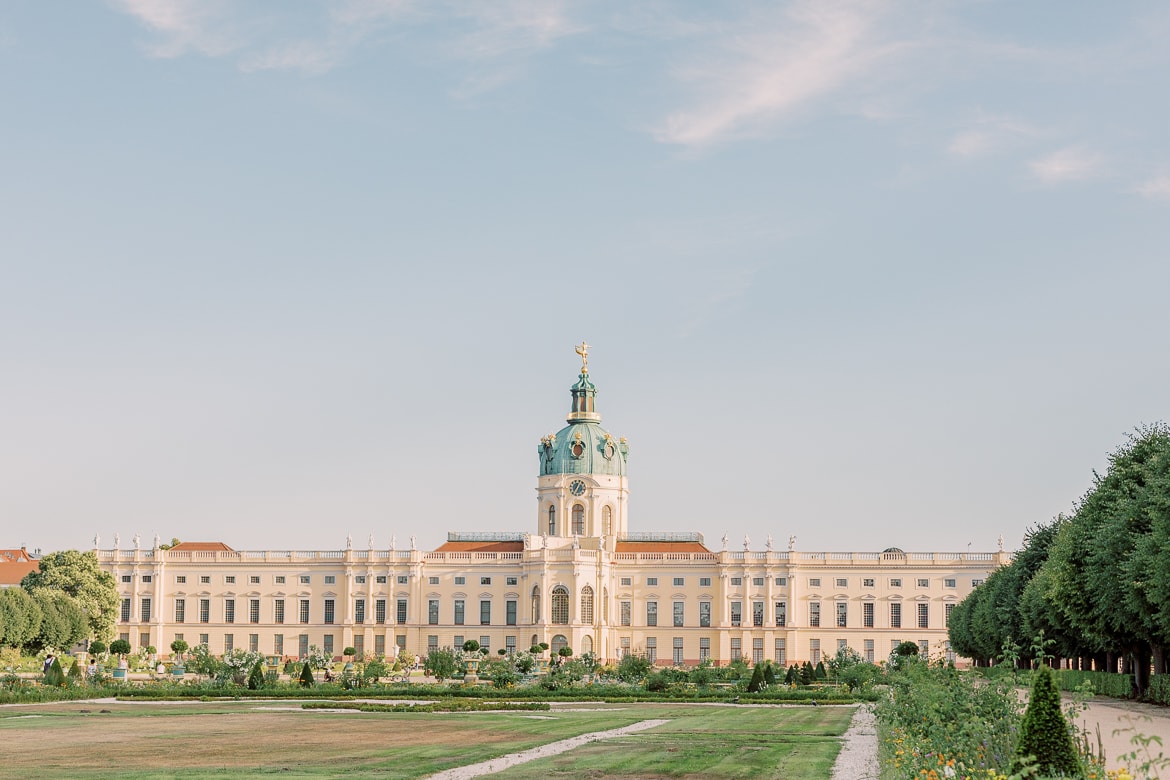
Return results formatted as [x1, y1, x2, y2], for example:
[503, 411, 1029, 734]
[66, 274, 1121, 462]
[575, 340, 591, 373]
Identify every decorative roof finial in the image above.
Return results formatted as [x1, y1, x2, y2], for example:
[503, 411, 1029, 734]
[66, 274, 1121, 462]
[575, 340, 591, 374]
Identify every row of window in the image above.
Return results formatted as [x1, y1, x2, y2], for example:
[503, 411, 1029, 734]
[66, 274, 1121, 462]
[620, 600, 955, 629]
[122, 574, 415, 586]
[547, 504, 613, 536]
[123, 597, 409, 625]
[161, 632, 408, 657]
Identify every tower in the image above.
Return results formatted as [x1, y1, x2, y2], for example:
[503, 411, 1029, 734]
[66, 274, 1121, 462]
[536, 342, 629, 545]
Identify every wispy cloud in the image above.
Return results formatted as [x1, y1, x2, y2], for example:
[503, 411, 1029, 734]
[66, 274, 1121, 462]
[1029, 146, 1105, 183]
[1134, 175, 1170, 200]
[655, 1, 906, 147]
[947, 115, 1037, 158]
[115, 0, 242, 58]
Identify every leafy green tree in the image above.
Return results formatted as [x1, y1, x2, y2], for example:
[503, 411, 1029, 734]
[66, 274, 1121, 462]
[0, 587, 43, 649]
[616, 653, 652, 683]
[21, 550, 118, 642]
[108, 638, 131, 656]
[32, 589, 87, 651]
[89, 639, 106, 656]
[424, 647, 460, 682]
[170, 638, 189, 659]
[1013, 665, 1081, 776]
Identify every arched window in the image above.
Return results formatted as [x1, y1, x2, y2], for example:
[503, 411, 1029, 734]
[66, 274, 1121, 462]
[581, 635, 593, 654]
[602, 587, 609, 622]
[551, 586, 569, 624]
[547, 506, 555, 535]
[551, 634, 569, 654]
[531, 634, 539, 650]
[572, 504, 585, 535]
[602, 505, 612, 535]
[580, 585, 594, 624]
[531, 585, 541, 623]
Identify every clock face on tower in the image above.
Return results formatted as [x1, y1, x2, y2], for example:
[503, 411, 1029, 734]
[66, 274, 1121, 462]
[569, 479, 586, 496]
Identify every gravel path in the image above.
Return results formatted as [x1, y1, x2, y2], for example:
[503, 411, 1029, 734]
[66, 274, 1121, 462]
[830, 705, 878, 780]
[423, 719, 670, 779]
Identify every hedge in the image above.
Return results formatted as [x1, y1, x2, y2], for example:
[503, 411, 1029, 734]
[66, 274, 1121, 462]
[1055, 670, 1133, 699]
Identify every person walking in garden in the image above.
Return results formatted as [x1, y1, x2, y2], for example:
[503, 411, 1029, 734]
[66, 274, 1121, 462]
[42, 654, 55, 675]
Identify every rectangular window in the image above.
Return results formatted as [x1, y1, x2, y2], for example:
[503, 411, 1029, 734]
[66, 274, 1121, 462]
[323, 599, 335, 625]
[775, 601, 786, 627]
[864, 639, 874, 663]
[249, 599, 260, 624]
[752, 577, 764, 587]
[200, 575, 210, 584]
[775, 638, 787, 666]
[374, 636, 385, 655]
[700, 577, 711, 587]
[863, 602, 874, 628]
[479, 636, 490, 653]
[480, 600, 491, 625]
[944, 578, 956, 588]
[752, 637, 764, 664]
[354, 575, 365, 584]
[121, 598, 131, 621]
[775, 577, 787, 586]
[673, 601, 684, 627]
[620, 577, 632, 586]
[454, 576, 465, 585]
[916, 578, 929, 588]
[275, 575, 286, 584]
[809, 601, 821, 627]
[199, 633, 209, 647]
[395, 635, 405, 652]
[354, 599, 365, 624]
[730, 637, 741, 660]
[646, 601, 658, 627]
[506, 635, 516, 654]
[353, 635, 363, 657]
[175, 598, 186, 623]
[324, 576, 336, 585]
[862, 578, 875, 587]
[375, 576, 386, 584]
[429, 576, 439, 585]
[839, 639, 848, 653]
[224, 599, 235, 624]
[480, 577, 491, 585]
[224, 634, 234, 653]
[890, 578, 902, 588]
[890, 602, 902, 629]
[323, 634, 333, 655]
[453, 635, 463, 649]
[972, 579, 984, 587]
[646, 637, 657, 663]
[428, 600, 439, 625]
[454, 600, 465, 625]
[646, 577, 658, 586]
[919, 639, 929, 656]
[299, 599, 310, 624]
[506, 577, 517, 586]
[620, 601, 631, 626]
[730, 601, 742, 627]
[699, 637, 710, 661]
[140, 598, 151, 622]
[730, 577, 742, 586]
[699, 601, 711, 627]
[275, 599, 285, 624]
[836, 601, 847, 628]
[673, 637, 684, 665]
[249, 575, 260, 585]
[835, 578, 847, 588]
[249, 633, 259, 653]
[620, 637, 631, 658]
[300, 576, 310, 585]
[810, 638, 821, 664]
[752, 601, 764, 627]
[396, 599, 407, 624]
[375, 599, 386, 624]
[427, 635, 438, 654]
[917, 603, 929, 628]
[141, 575, 152, 583]
[397, 575, 408, 585]
[199, 599, 210, 623]
[225, 576, 236, 584]
[809, 578, 821, 588]
[945, 603, 955, 627]
[175, 575, 186, 584]
[673, 577, 684, 587]
[274, 634, 283, 656]
[506, 600, 517, 626]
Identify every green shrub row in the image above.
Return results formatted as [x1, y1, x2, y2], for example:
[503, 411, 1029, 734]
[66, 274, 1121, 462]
[301, 700, 551, 713]
[1148, 674, 1170, 706]
[1055, 669, 1133, 699]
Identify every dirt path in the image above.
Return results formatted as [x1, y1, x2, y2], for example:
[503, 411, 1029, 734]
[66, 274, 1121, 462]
[1067, 696, 1170, 770]
[423, 719, 670, 780]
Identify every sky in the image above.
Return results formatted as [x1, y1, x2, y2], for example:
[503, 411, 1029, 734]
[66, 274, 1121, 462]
[3, 1, 1169, 557]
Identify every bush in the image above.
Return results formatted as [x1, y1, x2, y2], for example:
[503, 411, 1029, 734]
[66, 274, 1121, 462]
[108, 639, 131, 656]
[1013, 665, 1081, 777]
[747, 663, 766, 693]
[461, 639, 481, 654]
[44, 657, 66, 687]
[170, 639, 188, 659]
[616, 654, 652, 683]
[89, 640, 107, 656]
[424, 647, 460, 682]
[298, 662, 314, 687]
[247, 660, 265, 690]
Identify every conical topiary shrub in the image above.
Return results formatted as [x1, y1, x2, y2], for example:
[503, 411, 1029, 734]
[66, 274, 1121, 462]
[747, 663, 766, 692]
[814, 661, 827, 680]
[299, 662, 314, 687]
[1013, 665, 1081, 777]
[247, 660, 265, 690]
[785, 665, 798, 685]
[44, 657, 66, 687]
[763, 662, 777, 687]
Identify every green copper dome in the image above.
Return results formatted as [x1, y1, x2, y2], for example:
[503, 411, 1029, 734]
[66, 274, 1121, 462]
[538, 366, 628, 477]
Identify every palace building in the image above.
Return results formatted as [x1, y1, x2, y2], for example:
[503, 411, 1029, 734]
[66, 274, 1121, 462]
[96, 346, 1007, 666]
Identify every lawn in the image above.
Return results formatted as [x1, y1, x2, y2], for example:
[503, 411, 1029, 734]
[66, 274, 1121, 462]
[0, 700, 854, 779]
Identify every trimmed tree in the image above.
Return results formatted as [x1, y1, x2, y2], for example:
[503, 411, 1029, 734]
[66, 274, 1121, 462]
[108, 638, 131, 656]
[747, 663, 766, 692]
[1013, 665, 1081, 776]
[298, 661, 315, 687]
[247, 660, 265, 690]
[44, 656, 67, 686]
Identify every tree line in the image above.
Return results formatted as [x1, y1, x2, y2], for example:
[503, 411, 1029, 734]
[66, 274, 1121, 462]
[0, 550, 118, 652]
[948, 424, 1170, 695]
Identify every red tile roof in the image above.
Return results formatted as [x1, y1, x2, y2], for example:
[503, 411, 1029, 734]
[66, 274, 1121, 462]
[614, 541, 712, 553]
[0, 548, 38, 586]
[169, 541, 235, 552]
[434, 541, 525, 552]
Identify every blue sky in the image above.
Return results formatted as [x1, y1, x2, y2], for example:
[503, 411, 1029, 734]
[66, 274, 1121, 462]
[3, 1, 1168, 555]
